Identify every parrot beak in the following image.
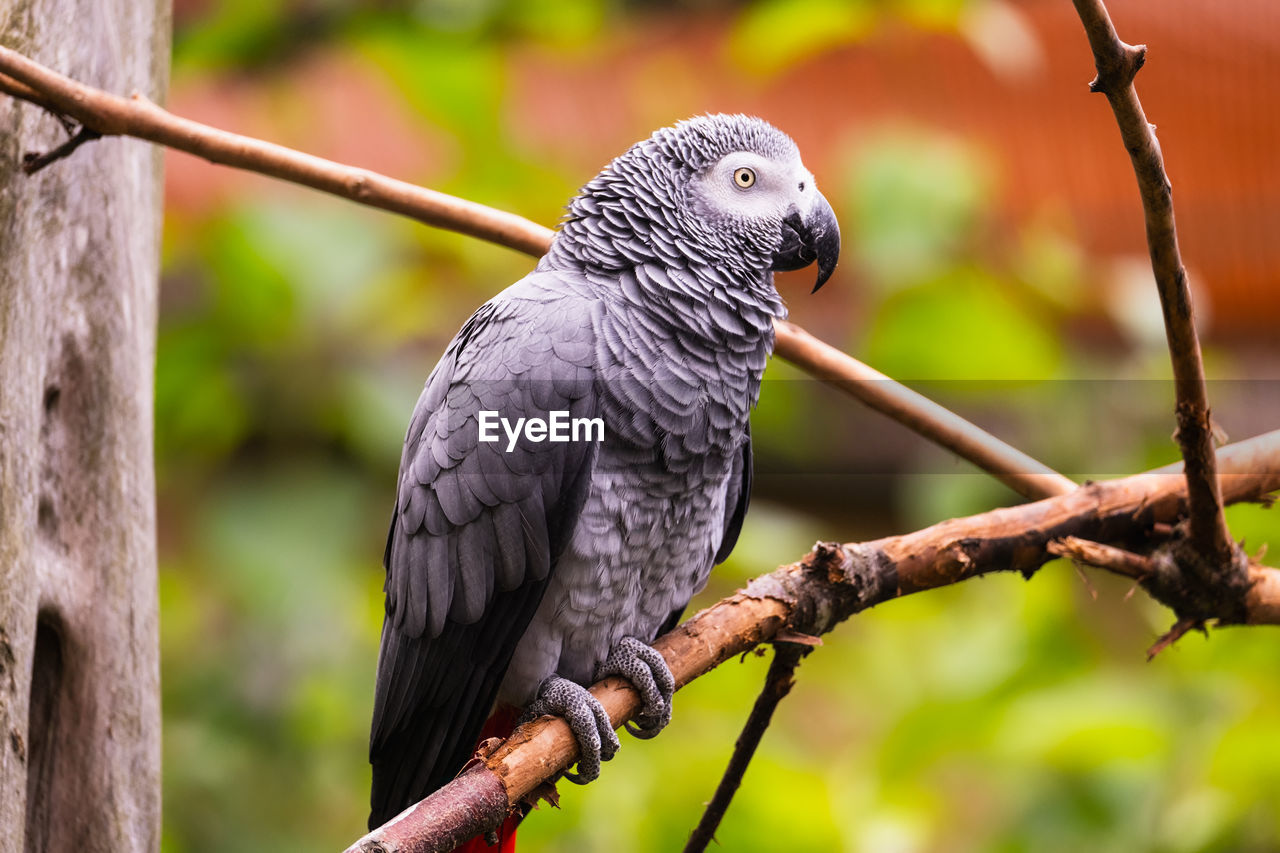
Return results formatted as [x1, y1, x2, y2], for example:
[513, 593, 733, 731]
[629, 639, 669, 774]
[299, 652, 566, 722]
[771, 191, 841, 293]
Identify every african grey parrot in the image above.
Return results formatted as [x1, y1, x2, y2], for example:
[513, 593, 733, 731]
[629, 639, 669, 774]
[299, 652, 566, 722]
[368, 114, 840, 832]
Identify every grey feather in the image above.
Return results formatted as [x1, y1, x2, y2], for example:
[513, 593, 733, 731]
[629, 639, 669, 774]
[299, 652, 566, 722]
[369, 114, 828, 829]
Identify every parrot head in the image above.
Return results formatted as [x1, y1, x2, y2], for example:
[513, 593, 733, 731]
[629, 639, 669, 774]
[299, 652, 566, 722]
[556, 114, 841, 296]
[679, 116, 841, 293]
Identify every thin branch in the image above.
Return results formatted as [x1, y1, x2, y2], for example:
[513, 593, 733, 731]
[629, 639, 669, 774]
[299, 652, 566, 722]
[0, 46, 553, 255]
[775, 321, 1077, 501]
[1070, 0, 1241, 586]
[1146, 617, 1203, 661]
[1048, 536, 1152, 580]
[0, 45, 1075, 504]
[22, 125, 101, 174]
[1049, 536, 1191, 657]
[682, 643, 807, 853]
[346, 430, 1280, 853]
[0, 70, 59, 114]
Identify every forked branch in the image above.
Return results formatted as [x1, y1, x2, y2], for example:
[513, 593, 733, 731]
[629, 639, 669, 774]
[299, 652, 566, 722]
[1071, 0, 1244, 601]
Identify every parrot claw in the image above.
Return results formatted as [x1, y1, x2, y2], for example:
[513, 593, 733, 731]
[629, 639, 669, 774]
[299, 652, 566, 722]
[521, 676, 620, 784]
[597, 637, 674, 741]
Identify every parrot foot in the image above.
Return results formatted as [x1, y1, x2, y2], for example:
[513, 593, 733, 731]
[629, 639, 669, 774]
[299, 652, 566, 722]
[521, 676, 619, 784]
[596, 636, 674, 741]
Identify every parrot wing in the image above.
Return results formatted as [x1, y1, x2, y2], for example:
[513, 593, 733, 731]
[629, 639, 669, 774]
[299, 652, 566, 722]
[368, 273, 600, 827]
[715, 423, 752, 565]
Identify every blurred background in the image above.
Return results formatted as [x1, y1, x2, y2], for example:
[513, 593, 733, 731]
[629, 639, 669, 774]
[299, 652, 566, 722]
[154, 0, 1280, 850]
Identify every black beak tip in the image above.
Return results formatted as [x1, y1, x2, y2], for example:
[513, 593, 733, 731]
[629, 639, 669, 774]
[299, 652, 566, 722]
[810, 233, 840, 294]
[772, 196, 840, 293]
[811, 267, 832, 294]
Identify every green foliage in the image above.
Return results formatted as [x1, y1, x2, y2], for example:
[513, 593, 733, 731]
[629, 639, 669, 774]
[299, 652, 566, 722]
[863, 268, 1063, 380]
[157, 4, 1280, 852]
[728, 0, 972, 75]
[846, 130, 994, 291]
[729, 0, 876, 76]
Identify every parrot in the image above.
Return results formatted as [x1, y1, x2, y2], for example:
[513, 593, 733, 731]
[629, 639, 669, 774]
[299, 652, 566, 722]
[367, 114, 840, 839]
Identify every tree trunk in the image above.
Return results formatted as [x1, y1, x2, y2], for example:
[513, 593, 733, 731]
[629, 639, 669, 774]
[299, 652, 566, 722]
[0, 1, 169, 850]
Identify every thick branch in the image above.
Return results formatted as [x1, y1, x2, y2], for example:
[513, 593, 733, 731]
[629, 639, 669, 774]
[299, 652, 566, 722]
[346, 429, 1280, 852]
[0, 45, 1073, 503]
[1246, 565, 1280, 625]
[1070, 0, 1237, 579]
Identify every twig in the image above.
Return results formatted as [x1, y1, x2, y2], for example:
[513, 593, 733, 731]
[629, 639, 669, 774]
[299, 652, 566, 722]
[1070, 0, 1240, 583]
[682, 643, 807, 853]
[1048, 536, 1153, 580]
[346, 429, 1280, 853]
[1146, 616, 1203, 661]
[22, 125, 101, 174]
[1049, 536, 1203, 656]
[1069, 558, 1099, 599]
[0, 45, 1076, 503]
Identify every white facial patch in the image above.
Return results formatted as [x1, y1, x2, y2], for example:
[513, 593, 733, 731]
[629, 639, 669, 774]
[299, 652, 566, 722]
[693, 151, 817, 222]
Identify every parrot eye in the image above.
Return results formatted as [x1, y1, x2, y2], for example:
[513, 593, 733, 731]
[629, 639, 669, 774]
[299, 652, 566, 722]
[733, 167, 756, 189]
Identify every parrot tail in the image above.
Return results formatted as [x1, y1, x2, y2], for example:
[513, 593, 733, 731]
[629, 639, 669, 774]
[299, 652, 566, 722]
[454, 704, 522, 853]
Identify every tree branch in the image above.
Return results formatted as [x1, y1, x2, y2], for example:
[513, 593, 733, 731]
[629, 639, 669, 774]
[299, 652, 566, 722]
[1048, 535, 1278, 657]
[346, 430, 1280, 853]
[775, 320, 1077, 500]
[22, 125, 101, 174]
[682, 643, 808, 853]
[0, 44, 1074, 504]
[1070, 0, 1242, 593]
[0, 70, 59, 114]
[1048, 535, 1152, 580]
